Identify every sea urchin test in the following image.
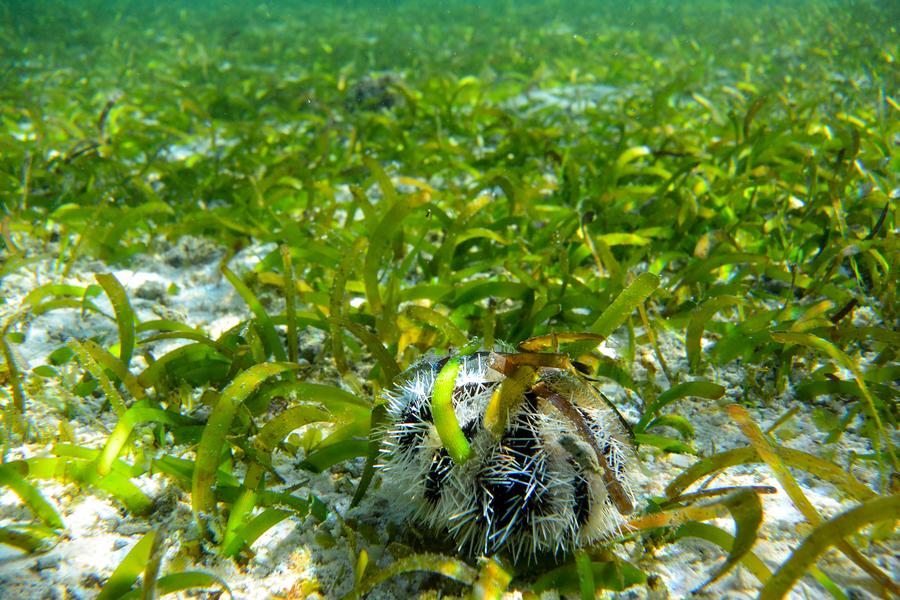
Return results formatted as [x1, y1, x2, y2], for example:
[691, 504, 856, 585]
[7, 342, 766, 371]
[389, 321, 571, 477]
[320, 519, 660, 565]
[378, 347, 638, 560]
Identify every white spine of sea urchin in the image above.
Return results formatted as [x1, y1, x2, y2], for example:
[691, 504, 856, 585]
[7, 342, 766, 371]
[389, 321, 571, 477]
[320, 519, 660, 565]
[377, 350, 638, 561]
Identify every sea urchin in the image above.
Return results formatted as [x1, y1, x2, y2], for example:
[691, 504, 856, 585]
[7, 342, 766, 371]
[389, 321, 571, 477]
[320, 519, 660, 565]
[378, 348, 638, 561]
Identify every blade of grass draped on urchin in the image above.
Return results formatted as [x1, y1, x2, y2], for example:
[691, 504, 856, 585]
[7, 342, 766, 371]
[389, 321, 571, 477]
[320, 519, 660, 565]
[191, 362, 300, 535]
[482, 362, 536, 437]
[475, 274, 661, 443]
[431, 357, 472, 464]
[517, 332, 606, 352]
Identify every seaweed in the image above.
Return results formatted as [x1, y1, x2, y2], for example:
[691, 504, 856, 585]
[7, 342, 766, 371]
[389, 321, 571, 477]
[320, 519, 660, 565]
[0, 0, 897, 597]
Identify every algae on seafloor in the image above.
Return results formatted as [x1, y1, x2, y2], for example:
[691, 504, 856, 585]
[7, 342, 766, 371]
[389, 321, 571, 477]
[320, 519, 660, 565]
[0, 0, 898, 598]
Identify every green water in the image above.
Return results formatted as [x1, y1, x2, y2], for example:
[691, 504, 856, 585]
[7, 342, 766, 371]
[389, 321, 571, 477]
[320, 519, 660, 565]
[1, 1, 898, 598]
[3, 0, 897, 218]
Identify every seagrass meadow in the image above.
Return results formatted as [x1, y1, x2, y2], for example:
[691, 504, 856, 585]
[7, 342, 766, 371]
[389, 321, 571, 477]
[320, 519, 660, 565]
[0, 0, 898, 598]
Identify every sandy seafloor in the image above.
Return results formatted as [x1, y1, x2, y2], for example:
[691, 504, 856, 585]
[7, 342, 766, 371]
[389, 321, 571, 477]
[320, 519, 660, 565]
[0, 233, 895, 600]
